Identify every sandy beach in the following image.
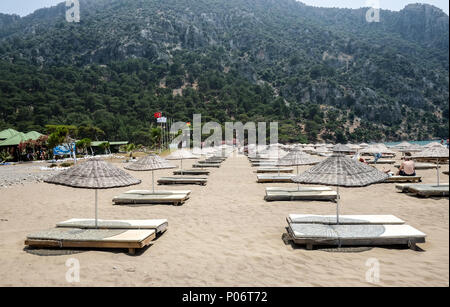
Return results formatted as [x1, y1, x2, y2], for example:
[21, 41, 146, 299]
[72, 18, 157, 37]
[0, 153, 448, 287]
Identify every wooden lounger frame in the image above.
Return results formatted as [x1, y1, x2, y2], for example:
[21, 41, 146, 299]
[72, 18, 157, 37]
[285, 227, 425, 250]
[25, 231, 156, 255]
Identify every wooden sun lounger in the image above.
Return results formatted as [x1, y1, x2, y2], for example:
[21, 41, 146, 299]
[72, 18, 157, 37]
[192, 163, 220, 168]
[407, 184, 449, 197]
[25, 228, 157, 255]
[384, 176, 422, 183]
[251, 161, 277, 165]
[256, 167, 294, 174]
[287, 214, 405, 225]
[173, 169, 210, 175]
[368, 159, 395, 164]
[257, 174, 295, 183]
[265, 190, 337, 202]
[56, 218, 168, 234]
[124, 190, 191, 196]
[113, 193, 189, 206]
[158, 176, 207, 186]
[287, 223, 426, 250]
[198, 160, 222, 164]
[394, 163, 439, 169]
[266, 186, 332, 193]
[396, 183, 449, 194]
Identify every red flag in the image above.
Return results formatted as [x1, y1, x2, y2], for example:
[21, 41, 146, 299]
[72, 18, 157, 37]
[154, 112, 162, 118]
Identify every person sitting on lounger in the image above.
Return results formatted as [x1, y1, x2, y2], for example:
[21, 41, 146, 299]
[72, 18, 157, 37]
[397, 157, 416, 176]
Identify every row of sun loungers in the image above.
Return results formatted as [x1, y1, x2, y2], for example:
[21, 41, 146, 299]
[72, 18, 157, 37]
[396, 183, 449, 197]
[284, 214, 426, 250]
[25, 219, 168, 255]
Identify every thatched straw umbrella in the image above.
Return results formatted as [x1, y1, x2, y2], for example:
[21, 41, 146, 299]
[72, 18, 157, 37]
[45, 159, 141, 228]
[293, 145, 388, 224]
[413, 147, 449, 186]
[166, 149, 198, 174]
[276, 149, 320, 174]
[125, 154, 175, 193]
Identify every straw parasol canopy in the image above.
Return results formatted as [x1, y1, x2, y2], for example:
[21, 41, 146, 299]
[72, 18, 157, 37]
[46, 159, 141, 189]
[413, 147, 449, 186]
[293, 154, 388, 187]
[45, 159, 141, 227]
[166, 149, 198, 172]
[293, 152, 388, 224]
[125, 154, 175, 172]
[331, 144, 353, 154]
[277, 149, 320, 169]
[125, 154, 175, 193]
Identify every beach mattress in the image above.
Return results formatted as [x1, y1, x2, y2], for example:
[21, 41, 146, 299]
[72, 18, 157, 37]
[395, 163, 439, 169]
[256, 168, 294, 174]
[25, 228, 156, 254]
[266, 186, 332, 193]
[56, 218, 168, 234]
[192, 163, 220, 168]
[124, 190, 191, 195]
[407, 184, 449, 197]
[158, 176, 207, 185]
[265, 190, 337, 201]
[287, 224, 426, 248]
[287, 214, 405, 225]
[113, 193, 189, 205]
[173, 169, 210, 175]
[257, 174, 295, 183]
[385, 176, 422, 183]
[368, 159, 395, 164]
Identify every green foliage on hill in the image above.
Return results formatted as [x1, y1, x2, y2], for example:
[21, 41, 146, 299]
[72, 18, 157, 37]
[0, 0, 448, 144]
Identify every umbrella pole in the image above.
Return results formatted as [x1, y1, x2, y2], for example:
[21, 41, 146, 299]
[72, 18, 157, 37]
[181, 158, 183, 175]
[436, 159, 440, 187]
[336, 185, 340, 225]
[95, 189, 98, 228]
[152, 170, 155, 193]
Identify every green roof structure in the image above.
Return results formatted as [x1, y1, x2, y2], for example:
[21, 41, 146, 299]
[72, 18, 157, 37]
[0, 128, 19, 140]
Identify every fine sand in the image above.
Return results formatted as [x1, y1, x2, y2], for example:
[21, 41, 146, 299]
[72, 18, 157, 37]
[0, 153, 448, 286]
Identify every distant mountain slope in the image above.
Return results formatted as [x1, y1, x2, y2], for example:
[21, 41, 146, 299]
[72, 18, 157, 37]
[0, 0, 448, 143]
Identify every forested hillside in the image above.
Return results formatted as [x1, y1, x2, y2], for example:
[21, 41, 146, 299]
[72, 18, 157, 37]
[0, 0, 448, 144]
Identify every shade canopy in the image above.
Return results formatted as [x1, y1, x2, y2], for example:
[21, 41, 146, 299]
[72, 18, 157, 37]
[391, 141, 413, 149]
[124, 154, 176, 171]
[332, 144, 353, 153]
[277, 149, 320, 166]
[0, 132, 27, 146]
[413, 147, 449, 160]
[24, 131, 43, 141]
[293, 154, 389, 187]
[45, 159, 141, 189]
[166, 149, 198, 160]
[0, 128, 19, 140]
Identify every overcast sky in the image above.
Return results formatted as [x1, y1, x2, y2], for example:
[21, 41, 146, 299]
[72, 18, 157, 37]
[0, 0, 448, 17]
